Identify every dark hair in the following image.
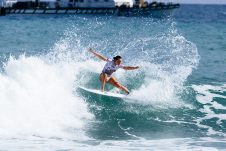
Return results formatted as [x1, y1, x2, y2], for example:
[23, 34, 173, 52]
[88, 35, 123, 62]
[113, 55, 122, 61]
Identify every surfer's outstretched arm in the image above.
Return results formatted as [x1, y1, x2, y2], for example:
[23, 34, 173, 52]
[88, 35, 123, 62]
[87, 48, 108, 61]
[122, 66, 139, 70]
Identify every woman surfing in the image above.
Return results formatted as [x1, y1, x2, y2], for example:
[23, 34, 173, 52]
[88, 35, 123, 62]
[87, 48, 139, 94]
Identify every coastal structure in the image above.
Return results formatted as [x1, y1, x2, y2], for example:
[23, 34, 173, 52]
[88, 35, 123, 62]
[0, 0, 180, 16]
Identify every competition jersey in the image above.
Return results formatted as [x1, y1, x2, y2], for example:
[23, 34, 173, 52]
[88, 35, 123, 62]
[102, 59, 124, 77]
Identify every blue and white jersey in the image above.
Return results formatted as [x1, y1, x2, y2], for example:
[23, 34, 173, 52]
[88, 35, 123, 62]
[102, 59, 124, 77]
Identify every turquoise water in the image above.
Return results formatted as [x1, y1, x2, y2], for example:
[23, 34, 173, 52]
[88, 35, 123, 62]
[0, 4, 226, 151]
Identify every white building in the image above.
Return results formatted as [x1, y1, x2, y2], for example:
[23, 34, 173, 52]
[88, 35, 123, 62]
[115, 0, 133, 7]
[1, 0, 17, 7]
[2, 0, 145, 8]
[73, 0, 115, 8]
[11, 0, 116, 8]
[52, 0, 116, 8]
[59, 0, 134, 8]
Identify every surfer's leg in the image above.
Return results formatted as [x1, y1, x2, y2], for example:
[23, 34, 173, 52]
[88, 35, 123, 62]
[99, 73, 107, 92]
[108, 77, 130, 94]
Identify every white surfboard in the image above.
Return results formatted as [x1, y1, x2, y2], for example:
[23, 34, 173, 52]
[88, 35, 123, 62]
[78, 86, 128, 99]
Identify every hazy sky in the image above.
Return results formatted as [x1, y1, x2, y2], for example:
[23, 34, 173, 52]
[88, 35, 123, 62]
[144, 0, 226, 4]
[174, 0, 226, 4]
[117, 0, 226, 4]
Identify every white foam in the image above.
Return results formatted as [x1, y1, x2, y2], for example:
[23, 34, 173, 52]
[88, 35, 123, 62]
[0, 137, 225, 151]
[0, 55, 93, 139]
[120, 63, 190, 107]
[192, 84, 226, 137]
[193, 85, 226, 104]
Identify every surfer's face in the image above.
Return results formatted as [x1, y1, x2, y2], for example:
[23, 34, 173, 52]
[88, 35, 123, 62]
[115, 59, 122, 65]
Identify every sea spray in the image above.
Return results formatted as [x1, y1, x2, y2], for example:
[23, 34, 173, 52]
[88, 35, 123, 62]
[51, 19, 199, 106]
[0, 55, 92, 138]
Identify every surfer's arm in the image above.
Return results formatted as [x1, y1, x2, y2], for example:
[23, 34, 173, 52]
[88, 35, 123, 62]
[122, 66, 139, 70]
[87, 48, 108, 61]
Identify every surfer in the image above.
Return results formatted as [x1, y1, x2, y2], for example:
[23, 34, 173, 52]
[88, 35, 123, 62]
[87, 48, 139, 94]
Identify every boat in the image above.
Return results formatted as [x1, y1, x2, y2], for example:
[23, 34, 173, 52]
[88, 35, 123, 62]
[0, 0, 180, 17]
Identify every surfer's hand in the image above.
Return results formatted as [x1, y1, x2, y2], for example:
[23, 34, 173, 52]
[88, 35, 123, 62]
[135, 66, 139, 69]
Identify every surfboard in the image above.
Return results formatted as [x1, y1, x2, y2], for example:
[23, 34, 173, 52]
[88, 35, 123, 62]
[78, 86, 128, 99]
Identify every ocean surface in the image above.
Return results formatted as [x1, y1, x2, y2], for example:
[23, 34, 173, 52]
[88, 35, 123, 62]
[0, 4, 226, 151]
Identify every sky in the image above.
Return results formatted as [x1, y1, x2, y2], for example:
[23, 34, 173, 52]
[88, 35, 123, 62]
[144, 0, 226, 4]
[178, 0, 226, 4]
